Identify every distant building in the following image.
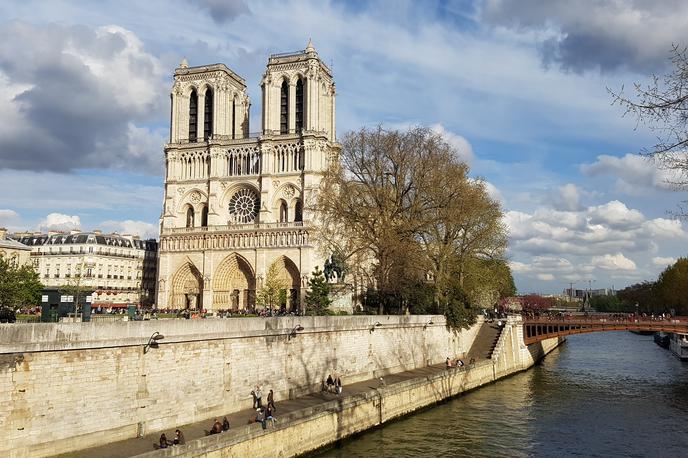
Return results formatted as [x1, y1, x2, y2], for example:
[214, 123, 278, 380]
[0, 227, 32, 266]
[563, 288, 615, 299]
[13, 230, 158, 309]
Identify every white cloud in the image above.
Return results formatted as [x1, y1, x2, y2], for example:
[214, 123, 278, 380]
[581, 154, 683, 195]
[100, 219, 158, 239]
[588, 200, 644, 230]
[652, 256, 676, 267]
[591, 253, 636, 271]
[536, 273, 554, 281]
[38, 213, 81, 231]
[552, 183, 582, 211]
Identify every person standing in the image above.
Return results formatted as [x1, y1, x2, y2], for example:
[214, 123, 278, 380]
[335, 377, 342, 395]
[255, 386, 263, 408]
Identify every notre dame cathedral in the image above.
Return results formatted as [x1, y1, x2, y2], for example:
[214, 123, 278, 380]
[156, 40, 338, 312]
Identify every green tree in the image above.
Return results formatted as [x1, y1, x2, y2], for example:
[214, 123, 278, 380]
[617, 281, 658, 313]
[589, 295, 628, 313]
[441, 279, 477, 331]
[0, 256, 43, 309]
[305, 266, 332, 315]
[256, 264, 288, 310]
[655, 258, 688, 315]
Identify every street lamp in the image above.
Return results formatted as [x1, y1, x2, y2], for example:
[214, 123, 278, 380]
[370, 321, 382, 332]
[288, 324, 304, 340]
[143, 331, 165, 354]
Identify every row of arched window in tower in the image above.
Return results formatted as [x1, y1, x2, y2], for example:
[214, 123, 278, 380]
[186, 88, 239, 142]
[280, 78, 304, 134]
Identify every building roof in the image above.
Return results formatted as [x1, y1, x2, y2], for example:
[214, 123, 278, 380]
[12, 232, 157, 251]
[0, 237, 31, 251]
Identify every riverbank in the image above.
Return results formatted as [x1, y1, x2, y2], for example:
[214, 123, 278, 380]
[60, 317, 562, 458]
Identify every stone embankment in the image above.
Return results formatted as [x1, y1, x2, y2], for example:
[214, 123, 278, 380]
[2, 315, 560, 458]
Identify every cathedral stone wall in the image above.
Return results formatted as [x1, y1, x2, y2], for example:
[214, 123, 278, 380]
[0, 316, 480, 457]
[157, 42, 339, 312]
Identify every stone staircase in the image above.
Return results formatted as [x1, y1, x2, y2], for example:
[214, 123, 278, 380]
[466, 321, 504, 361]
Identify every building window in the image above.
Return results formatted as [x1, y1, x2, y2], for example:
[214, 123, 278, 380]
[279, 200, 288, 223]
[280, 80, 289, 134]
[189, 89, 198, 142]
[201, 205, 208, 227]
[295, 78, 304, 131]
[204, 88, 213, 140]
[186, 207, 195, 228]
[294, 200, 303, 222]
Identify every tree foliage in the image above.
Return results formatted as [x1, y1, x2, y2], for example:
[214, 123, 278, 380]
[315, 126, 509, 326]
[655, 258, 688, 315]
[305, 266, 332, 315]
[0, 256, 43, 309]
[256, 264, 288, 310]
[610, 45, 688, 191]
[520, 294, 553, 312]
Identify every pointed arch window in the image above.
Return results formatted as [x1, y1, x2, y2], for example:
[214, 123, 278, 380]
[186, 207, 195, 228]
[295, 78, 304, 132]
[294, 200, 303, 222]
[201, 205, 208, 227]
[232, 97, 237, 139]
[188, 90, 198, 142]
[280, 80, 289, 134]
[279, 200, 288, 223]
[204, 88, 213, 140]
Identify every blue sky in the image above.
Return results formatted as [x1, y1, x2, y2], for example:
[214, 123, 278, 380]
[0, 0, 687, 294]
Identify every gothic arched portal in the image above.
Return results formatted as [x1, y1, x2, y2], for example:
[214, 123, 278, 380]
[269, 255, 301, 311]
[213, 253, 256, 310]
[171, 262, 203, 310]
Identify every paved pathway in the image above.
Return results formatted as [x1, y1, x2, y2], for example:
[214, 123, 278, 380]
[58, 363, 460, 458]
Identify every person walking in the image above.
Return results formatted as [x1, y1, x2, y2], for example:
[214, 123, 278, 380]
[335, 376, 342, 395]
[267, 389, 276, 411]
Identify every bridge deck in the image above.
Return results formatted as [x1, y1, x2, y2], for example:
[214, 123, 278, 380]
[522, 316, 688, 345]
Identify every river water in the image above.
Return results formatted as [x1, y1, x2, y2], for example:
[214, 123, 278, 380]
[316, 332, 688, 458]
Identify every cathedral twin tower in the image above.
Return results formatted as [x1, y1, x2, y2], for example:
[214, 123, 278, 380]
[156, 41, 338, 312]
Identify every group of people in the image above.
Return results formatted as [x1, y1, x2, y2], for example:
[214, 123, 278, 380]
[445, 357, 475, 369]
[324, 374, 343, 395]
[250, 386, 277, 430]
[158, 429, 185, 449]
[208, 417, 231, 435]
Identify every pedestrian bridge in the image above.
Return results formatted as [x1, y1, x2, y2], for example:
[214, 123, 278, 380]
[522, 315, 688, 345]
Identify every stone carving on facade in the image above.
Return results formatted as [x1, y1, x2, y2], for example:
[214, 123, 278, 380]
[283, 184, 296, 199]
[190, 191, 202, 203]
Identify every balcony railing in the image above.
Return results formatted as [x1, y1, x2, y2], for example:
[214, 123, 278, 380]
[162, 221, 305, 235]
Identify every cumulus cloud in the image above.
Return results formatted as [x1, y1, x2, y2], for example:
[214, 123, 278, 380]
[190, 0, 249, 23]
[481, 0, 688, 73]
[0, 22, 166, 174]
[100, 219, 158, 239]
[591, 253, 637, 271]
[536, 273, 554, 281]
[0, 209, 20, 227]
[588, 200, 645, 230]
[580, 154, 682, 195]
[38, 213, 81, 231]
[552, 183, 582, 211]
[652, 256, 676, 266]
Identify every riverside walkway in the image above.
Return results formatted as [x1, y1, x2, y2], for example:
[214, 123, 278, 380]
[58, 362, 474, 458]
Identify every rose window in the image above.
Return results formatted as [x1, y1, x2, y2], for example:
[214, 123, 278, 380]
[228, 188, 260, 223]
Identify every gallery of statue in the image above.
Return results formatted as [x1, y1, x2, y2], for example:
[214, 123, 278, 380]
[156, 41, 338, 312]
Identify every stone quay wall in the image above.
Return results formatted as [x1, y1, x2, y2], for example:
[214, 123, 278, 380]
[1, 315, 481, 457]
[132, 316, 562, 458]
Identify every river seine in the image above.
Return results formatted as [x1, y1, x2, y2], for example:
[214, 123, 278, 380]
[316, 331, 688, 457]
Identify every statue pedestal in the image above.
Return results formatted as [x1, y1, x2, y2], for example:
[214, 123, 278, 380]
[328, 283, 354, 314]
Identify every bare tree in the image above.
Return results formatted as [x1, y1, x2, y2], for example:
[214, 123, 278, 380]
[610, 44, 688, 188]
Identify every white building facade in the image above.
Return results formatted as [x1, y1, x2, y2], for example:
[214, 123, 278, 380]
[13, 230, 158, 308]
[156, 41, 338, 312]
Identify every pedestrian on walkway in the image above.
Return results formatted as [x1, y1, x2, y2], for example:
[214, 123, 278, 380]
[267, 389, 276, 411]
[335, 376, 342, 395]
[266, 404, 277, 426]
[222, 417, 230, 431]
[251, 389, 258, 408]
[255, 386, 263, 408]
[326, 374, 334, 393]
[209, 418, 223, 435]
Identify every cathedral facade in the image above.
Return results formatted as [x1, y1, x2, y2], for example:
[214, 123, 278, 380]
[156, 41, 338, 312]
